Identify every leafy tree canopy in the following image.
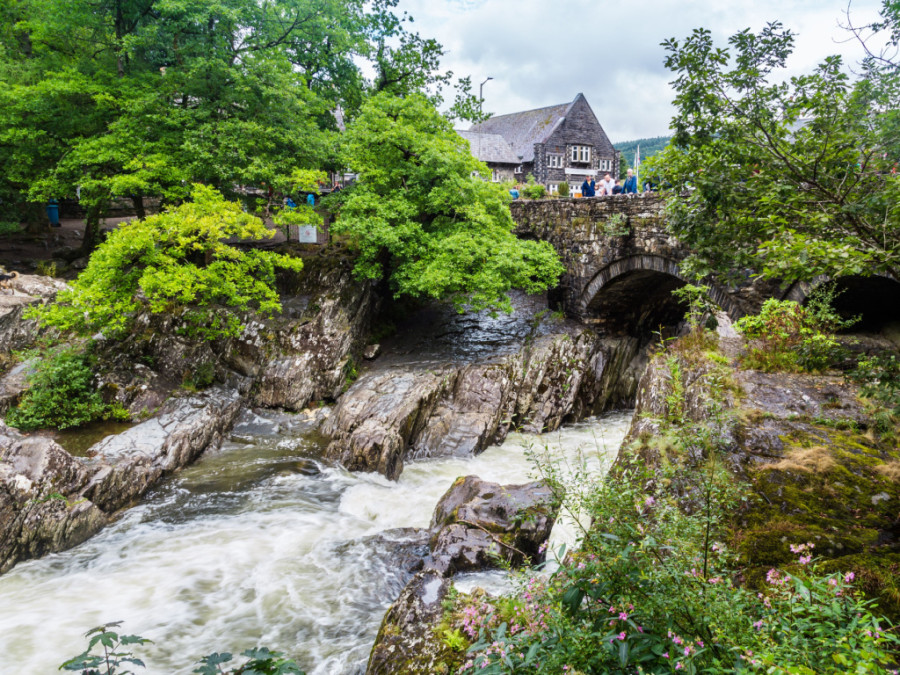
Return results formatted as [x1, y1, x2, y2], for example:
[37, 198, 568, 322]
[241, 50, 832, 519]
[0, 0, 462, 247]
[33, 185, 303, 340]
[655, 5, 900, 284]
[334, 92, 563, 313]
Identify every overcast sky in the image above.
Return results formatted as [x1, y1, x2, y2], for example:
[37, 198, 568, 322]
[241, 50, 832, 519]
[395, 0, 886, 143]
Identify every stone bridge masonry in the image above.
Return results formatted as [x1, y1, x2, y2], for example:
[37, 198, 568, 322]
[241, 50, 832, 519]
[510, 195, 769, 334]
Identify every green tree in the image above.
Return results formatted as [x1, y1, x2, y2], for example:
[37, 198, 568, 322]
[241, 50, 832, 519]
[0, 0, 454, 251]
[335, 92, 563, 313]
[656, 14, 900, 284]
[33, 185, 303, 340]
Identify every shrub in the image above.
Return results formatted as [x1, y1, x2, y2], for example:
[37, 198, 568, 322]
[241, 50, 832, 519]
[31, 185, 304, 341]
[557, 181, 569, 198]
[0, 221, 22, 237]
[5, 347, 127, 431]
[734, 288, 855, 372]
[522, 174, 546, 200]
[454, 346, 897, 674]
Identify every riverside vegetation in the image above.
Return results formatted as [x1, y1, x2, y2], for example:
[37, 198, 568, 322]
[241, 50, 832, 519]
[419, 293, 900, 675]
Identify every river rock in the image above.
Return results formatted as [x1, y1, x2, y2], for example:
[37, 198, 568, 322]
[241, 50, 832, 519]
[427, 475, 556, 575]
[366, 571, 454, 675]
[325, 326, 645, 480]
[82, 385, 243, 512]
[0, 385, 243, 573]
[0, 273, 68, 356]
[0, 428, 107, 574]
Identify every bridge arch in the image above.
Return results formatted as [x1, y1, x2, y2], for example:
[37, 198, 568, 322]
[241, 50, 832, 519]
[576, 254, 742, 335]
[782, 273, 900, 333]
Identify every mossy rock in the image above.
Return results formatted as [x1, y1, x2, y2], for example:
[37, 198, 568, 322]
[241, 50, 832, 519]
[733, 421, 900, 617]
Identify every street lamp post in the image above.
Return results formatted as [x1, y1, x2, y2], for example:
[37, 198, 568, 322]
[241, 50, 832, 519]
[479, 76, 493, 102]
[477, 77, 493, 178]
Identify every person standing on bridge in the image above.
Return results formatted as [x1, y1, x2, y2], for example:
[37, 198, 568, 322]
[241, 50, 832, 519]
[581, 176, 596, 197]
[599, 173, 616, 196]
[623, 169, 638, 194]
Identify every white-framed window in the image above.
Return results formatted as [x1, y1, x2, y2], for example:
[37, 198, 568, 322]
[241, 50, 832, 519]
[571, 145, 591, 163]
[492, 169, 501, 182]
[548, 183, 559, 194]
[547, 154, 563, 168]
[599, 158, 613, 171]
[515, 164, 523, 174]
[471, 170, 481, 179]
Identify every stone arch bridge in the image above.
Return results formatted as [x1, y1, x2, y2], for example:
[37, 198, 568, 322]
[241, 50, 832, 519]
[510, 195, 766, 335]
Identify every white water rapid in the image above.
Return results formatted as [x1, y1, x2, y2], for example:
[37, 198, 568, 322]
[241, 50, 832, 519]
[0, 409, 632, 674]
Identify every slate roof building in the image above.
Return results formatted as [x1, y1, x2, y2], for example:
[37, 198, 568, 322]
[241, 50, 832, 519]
[465, 93, 619, 193]
[456, 129, 520, 183]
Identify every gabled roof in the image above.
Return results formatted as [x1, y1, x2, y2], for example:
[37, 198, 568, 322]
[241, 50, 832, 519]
[456, 130, 520, 164]
[469, 95, 585, 162]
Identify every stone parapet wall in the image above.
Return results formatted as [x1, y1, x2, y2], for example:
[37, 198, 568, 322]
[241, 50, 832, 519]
[510, 196, 766, 324]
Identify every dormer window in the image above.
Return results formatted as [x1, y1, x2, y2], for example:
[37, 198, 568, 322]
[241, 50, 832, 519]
[570, 145, 591, 163]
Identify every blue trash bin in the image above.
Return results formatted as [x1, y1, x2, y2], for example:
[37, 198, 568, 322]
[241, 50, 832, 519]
[46, 200, 60, 227]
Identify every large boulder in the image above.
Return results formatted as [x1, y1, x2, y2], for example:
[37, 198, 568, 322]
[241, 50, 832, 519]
[0, 386, 243, 573]
[82, 386, 243, 512]
[0, 425, 107, 573]
[427, 475, 557, 576]
[623, 338, 900, 618]
[366, 571, 455, 675]
[325, 325, 645, 480]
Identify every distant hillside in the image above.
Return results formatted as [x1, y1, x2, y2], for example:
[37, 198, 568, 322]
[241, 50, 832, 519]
[614, 136, 672, 167]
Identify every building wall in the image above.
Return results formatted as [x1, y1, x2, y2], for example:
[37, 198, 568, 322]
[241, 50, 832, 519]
[533, 96, 618, 189]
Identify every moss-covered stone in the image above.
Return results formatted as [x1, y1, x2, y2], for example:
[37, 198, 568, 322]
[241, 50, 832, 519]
[624, 336, 900, 620]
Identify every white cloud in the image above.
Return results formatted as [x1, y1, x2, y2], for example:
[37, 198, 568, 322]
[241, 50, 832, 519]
[397, 0, 885, 141]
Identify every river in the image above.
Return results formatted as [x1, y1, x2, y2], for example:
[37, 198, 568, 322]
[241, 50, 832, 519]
[0, 408, 631, 674]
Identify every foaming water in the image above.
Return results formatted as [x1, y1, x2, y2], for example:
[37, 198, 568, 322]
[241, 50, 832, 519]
[0, 409, 631, 674]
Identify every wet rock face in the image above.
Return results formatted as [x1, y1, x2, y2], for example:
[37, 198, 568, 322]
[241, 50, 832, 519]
[366, 571, 453, 675]
[324, 324, 644, 480]
[0, 425, 107, 574]
[427, 475, 556, 576]
[0, 386, 242, 572]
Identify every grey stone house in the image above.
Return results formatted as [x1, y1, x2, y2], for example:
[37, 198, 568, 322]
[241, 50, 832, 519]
[465, 93, 618, 194]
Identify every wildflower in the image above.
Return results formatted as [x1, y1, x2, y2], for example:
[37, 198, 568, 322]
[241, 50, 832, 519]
[676, 663, 684, 670]
[663, 652, 669, 659]
[684, 645, 692, 656]
[753, 620, 764, 630]
[619, 612, 629, 621]
[618, 632, 626, 641]
[844, 571, 855, 583]
[766, 569, 781, 584]
[697, 640, 704, 648]
[828, 578, 838, 586]
[798, 554, 812, 565]
[644, 496, 656, 507]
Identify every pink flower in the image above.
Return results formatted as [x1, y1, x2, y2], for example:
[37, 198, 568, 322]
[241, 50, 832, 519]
[619, 612, 629, 621]
[663, 652, 669, 659]
[753, 620, 764, 630]
[798, 555, 812, 565]
[618, 632, 626, 641]
[844, 572, 855, 583]
[676, 663, 684, 670]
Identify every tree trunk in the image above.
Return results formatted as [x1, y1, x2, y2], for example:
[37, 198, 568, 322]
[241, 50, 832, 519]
[80, 205, 103, 255]
[131, 194, 146, 220]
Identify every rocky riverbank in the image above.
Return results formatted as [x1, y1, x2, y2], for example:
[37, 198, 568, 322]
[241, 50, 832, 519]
[0, 252, 379, 572]
[0, 261, 652, 575]
[624, 334, 900, 617]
